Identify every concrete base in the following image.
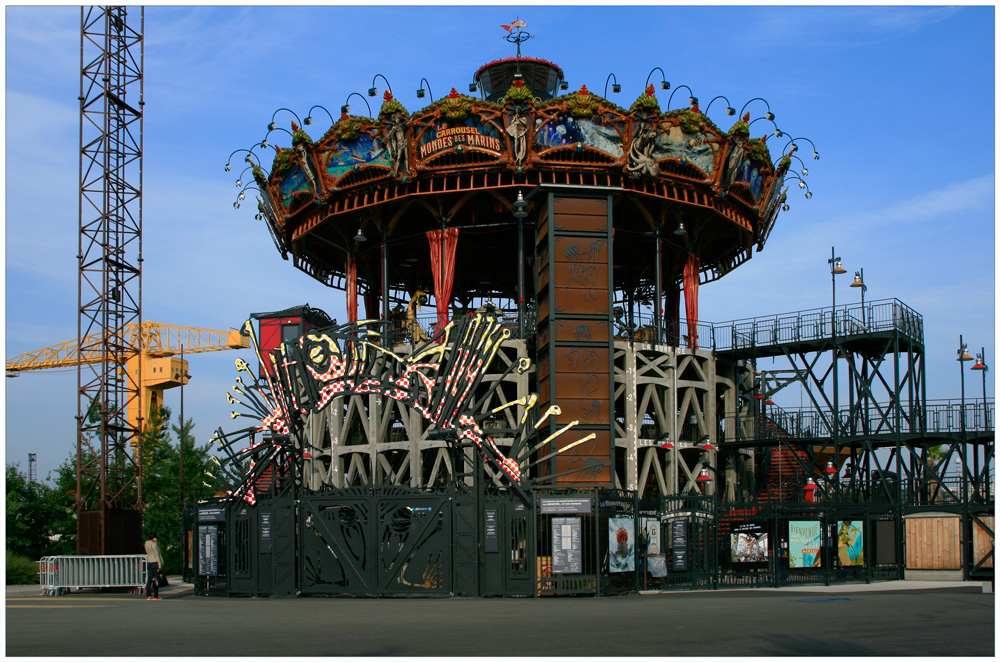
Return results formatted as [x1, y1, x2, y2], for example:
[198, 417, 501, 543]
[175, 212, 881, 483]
[904, 569, 964, 581]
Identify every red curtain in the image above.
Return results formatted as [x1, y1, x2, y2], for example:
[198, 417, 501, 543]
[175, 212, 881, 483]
[427, 227, 459, 329]
[682, 252, 700, 349]
[346, 257, 358, 322]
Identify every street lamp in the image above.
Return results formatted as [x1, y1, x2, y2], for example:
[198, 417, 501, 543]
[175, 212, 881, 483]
[829, 247, 845, 494]
[971, 348, 988, 499]
[850, 268, 867, 326]
[958, 335, 972, 509]
[972, 348, 988, 428]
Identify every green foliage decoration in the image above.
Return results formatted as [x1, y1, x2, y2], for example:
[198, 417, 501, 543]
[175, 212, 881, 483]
[271, 148, 295, 176]
[663, 108, 721, 136]
[745, 138, 772, 165]
[438, 88, 474, 121]
[563, 85, 601, 118]
[378, 96, 410, 121]
[629, 86, 661, 114]
[291, 127, 313, 147]
[502, 81, 536, 108]
[320, 115, 372, 144]
[728, 117, 750, 139]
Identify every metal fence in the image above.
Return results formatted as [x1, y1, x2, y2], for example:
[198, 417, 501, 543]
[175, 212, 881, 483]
[38, 555, 147, 596]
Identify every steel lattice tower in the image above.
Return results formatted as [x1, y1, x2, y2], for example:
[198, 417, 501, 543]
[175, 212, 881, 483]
[77, 5, 144, 554]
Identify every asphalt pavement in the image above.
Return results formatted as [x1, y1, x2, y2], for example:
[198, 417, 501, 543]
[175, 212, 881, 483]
[5, 579, 994, 657]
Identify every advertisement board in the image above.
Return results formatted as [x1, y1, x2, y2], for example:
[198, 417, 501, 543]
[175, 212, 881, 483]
[730, 522, 769, 564]
[608, 517, 635, 573]
[789, 520, 822, 568]
[837, 520, 865, 566]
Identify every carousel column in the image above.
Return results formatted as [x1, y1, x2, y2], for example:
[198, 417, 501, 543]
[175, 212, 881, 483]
[346, 256, 358, 322]
[624, 344, 639, 491]
[381, 228, 389, 326]
[326, 397, 345, 488]
[654, 231, 662, 344]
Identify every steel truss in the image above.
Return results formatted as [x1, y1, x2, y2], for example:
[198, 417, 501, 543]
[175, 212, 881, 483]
[77, 5, 144, 553]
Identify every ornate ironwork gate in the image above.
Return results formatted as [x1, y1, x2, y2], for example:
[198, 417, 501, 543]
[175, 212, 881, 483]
[482, 494, 535, 597]
[299, 487, 458, 597]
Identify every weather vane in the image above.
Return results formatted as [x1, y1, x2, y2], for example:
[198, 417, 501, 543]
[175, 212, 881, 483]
[501, 19, 533, 58]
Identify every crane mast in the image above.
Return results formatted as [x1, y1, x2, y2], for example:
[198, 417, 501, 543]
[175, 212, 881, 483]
[78, 6, 144, 554]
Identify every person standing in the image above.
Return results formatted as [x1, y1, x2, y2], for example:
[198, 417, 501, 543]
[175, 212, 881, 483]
[144, 535, 164, 600]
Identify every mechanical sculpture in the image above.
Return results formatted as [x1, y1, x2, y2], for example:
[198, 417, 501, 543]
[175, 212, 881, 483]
[211, 311, 597, 504]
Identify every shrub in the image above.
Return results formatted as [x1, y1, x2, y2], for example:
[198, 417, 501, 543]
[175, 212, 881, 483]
[6, 551, 40, 585]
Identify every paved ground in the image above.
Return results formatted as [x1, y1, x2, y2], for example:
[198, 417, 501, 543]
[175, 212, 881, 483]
[5, 580, 994, 657]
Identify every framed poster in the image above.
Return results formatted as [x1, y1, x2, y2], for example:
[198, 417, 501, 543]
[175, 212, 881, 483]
[608, 517, 635, 573]
[731, 522, 769, 565]
[789, 520, 822, 568]
[837, 520, 865, 566]
[645, 519, 661, 554]
[552, 517, 582, 574]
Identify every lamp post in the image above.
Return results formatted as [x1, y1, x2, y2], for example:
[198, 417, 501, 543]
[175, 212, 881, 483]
[513, 191, 528, 338]
[971, 348, 988, 499]
[850, 268, 866, 326]
[957, 336, 972, 503]
[972, 348, 989, 428]
[829, 247, 845, 497]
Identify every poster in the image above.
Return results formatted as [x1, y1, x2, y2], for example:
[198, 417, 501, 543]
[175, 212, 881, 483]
[552, 517, 582, 574]
[645, 519, 661, 554]
[730, 522, 769, 564]
[789, 520, 822, 568]
[608, 517, 635, 573]
[837, 520, 865, 567]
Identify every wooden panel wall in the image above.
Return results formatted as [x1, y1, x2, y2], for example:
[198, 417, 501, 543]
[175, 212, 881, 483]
[905, 517, 961, 570]
[972, 516, 994, 569]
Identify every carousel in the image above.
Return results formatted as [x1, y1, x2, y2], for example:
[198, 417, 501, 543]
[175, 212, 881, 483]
[223, 22, 816, 501]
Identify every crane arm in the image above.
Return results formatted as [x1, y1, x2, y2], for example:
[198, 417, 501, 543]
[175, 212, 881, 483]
[6, 321, 250, 373]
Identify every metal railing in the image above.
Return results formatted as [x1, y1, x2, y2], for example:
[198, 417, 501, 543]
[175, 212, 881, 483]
[712, 298, 923, 353]
[720, 398, 994, 443]
[38, 555, 148, 596]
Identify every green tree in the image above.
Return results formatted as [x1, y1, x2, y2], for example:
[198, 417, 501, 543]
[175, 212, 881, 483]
[5, 463, 74, 560]
[139, 406, 216, 572]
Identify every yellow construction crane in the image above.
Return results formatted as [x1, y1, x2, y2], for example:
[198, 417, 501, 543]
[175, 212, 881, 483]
[6, 321, 250, 437]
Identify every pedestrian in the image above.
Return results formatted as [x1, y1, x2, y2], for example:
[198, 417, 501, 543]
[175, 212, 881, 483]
[144, 535, 164, 600]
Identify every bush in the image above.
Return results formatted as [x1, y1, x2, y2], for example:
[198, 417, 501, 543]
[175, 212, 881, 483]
[6, 551, 40, 585]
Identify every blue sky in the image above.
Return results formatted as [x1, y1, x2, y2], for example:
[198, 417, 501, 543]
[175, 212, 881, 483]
[5, 5, 995, 481]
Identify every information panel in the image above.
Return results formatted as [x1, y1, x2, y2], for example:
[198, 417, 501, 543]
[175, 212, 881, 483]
[199, 525, 219, 577]
[539, 497, 592, 514]
[484, 508, 499, 553]
[259, 511, 272, 554]
[551, 517, 582, 574]
[671, 520, 688, 571]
